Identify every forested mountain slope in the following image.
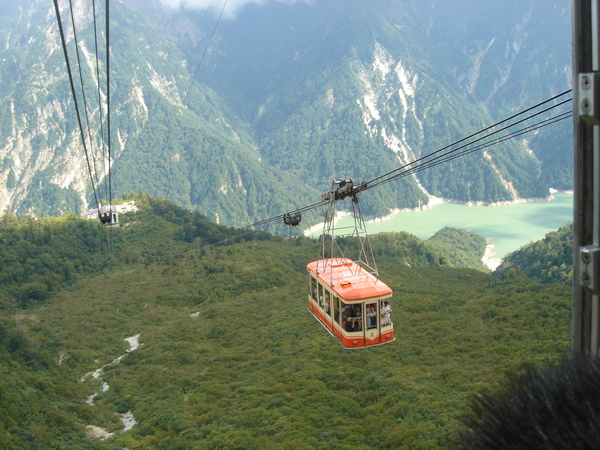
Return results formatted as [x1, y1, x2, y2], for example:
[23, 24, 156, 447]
[0, 197, 571, 448]
[494, 222, 573, 285]
[0, 0, 320, 227]
[0, 0, 571, 226]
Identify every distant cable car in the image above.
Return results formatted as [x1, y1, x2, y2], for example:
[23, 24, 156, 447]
[283, 213, 301, 226]
[98, 204, 119, 226]
[308, 178, 394, 348]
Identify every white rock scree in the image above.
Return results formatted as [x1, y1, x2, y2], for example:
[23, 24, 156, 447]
[81, 334, 142, 440]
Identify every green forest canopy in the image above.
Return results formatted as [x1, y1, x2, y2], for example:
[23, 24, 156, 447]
[494, 223, 573, 286]
[0, 194, 571, 448]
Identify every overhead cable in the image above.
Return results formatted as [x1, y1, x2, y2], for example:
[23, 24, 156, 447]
[105, 0, 113, 213]
[67, 0, 101, 192]
[376, 111, 573, 188]
[367, 89, 572, 187]
[368, 97, 572, 190]
[223, 92, 573, 245]
[92, 0, 110, 201]
[183, 0, 229, 105]
[52, 0, 101, 212]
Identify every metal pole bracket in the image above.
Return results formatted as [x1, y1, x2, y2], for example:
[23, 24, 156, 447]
[578, 73, 600, 125]
[580, 245, 600, 295]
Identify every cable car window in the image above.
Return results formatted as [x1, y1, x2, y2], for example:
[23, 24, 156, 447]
[324, 290, 331, 316]
[342, 302, 352, 321]
[333, 297, 340, 324]
[342, 302, 363, 332]
[381, 300, 392, 326]
[342, 303, 349, 331]
[318, 284, 324, 310]
[366, 302, 377, 329]
[353, 304, 363, 331]
[310, 277, 317, 302]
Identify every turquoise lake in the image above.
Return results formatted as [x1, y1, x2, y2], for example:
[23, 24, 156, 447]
[321, 192, 573, 259]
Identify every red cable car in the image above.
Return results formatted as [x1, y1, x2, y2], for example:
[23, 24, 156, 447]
[302, 178, 394, 348]
[307, 258, 394, 348]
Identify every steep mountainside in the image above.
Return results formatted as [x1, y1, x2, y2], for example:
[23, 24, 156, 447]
[0, 0, 320, 227]
[0, 0, 571, 225]
[157, 0, 571, 211]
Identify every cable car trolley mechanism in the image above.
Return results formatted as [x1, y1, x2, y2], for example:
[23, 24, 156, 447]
[307, 178, 394, 348]
[283, 213, 301, 227]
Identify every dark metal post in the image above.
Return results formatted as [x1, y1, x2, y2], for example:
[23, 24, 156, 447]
[573, 0, 600, 354]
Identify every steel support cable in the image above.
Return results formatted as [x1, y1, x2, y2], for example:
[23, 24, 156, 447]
[70, 0, 114, 244]
[143, 228, 261, 258]
[371, 113, 572, 189]
[371, 113, 573, 192]
[237, 200, 327, 231]
[367, 89, 572, 186]
[67, 0, 102, 194]
[242, 98, 572, 232]
[183, 0, 228, 106]
[142, 199, 327, 259]
[105, 0, 113, 214]
[53, 0, 101, 213]
[369, 111, 573, 190]
[406, 112, 572, 177]
[374, 112, 573, 188]
[92, 0, 110, 201]
[366, 98, 572, 191]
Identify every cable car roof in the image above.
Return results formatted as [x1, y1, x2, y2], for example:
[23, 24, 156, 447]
[307, 258, 392, 301]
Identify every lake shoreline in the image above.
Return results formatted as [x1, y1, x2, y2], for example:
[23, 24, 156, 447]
[482, 239, 502, 272]
[304, 191, 573, 270]
[367, 189, 574, 224]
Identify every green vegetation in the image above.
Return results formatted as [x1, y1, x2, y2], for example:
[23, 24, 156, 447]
[368, 229, 485, 271]
[426, 227, 488, 271]
[0, 212, 107, 308]
[0, 195, 571, 448]
[494, 223, 573, 285]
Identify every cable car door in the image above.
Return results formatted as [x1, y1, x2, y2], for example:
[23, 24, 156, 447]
[365, 301, 381, 346]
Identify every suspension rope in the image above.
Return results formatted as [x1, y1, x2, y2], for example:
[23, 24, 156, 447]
[367, 89, 572, 186]
[105, 0, 113, 213]
[67, 0, 102, 195]
[52, 0, 101, 213]
[92, 0, 109, 201]
[367, 97, 572, 190]
[372, 112, 573, 189]
[183, 0, 228, 106]
[142, 199, 327, 259]
[243, 94, 572, 232]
